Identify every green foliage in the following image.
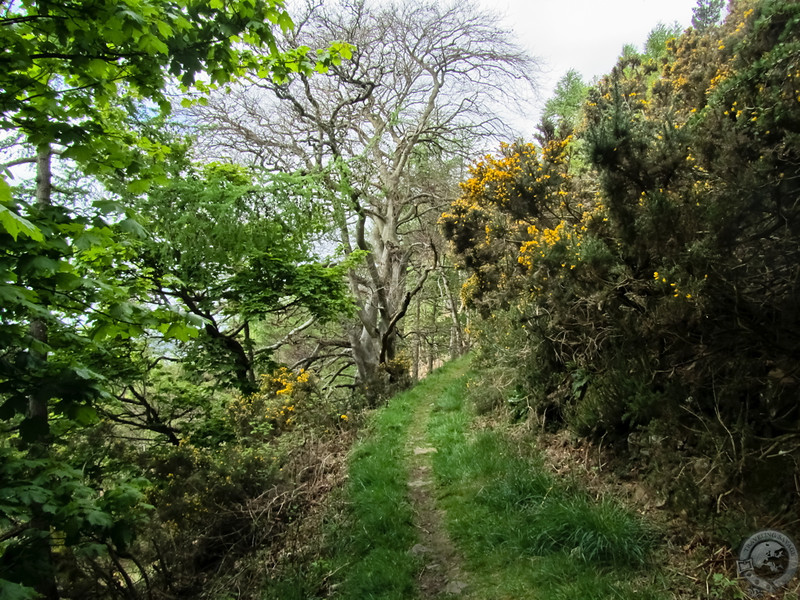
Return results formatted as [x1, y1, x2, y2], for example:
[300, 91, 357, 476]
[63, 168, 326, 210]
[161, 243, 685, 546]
[0, 579, 39, 600]
[708, 573, 747, 599]
[0, 0, 348, 150]
[0, 204, 42, 243]
[644, 22, 684, 60]
[261, 561, 332, 600]
[138, 159, 323, 293]
[66, 361, 345, 598]
[540, 69, 589, 140]
[443, 0, 800, 516]
[230, 256, 354, 322]
[131, 146, 354, 390]
[0, 0, 351, 596]
[0, 446, 153, 590]
[0, 191, 192, 435]
[693, 0, 726, 31]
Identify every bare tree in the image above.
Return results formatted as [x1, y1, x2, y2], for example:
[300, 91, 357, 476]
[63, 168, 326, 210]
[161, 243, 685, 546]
[195, 0, 539, 389]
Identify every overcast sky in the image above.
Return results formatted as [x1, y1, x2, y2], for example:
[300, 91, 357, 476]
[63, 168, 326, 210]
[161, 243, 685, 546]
[479, 0, 700, 136]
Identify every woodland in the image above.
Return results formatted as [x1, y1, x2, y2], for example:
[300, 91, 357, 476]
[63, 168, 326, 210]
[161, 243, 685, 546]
[1, 0, 800, 598]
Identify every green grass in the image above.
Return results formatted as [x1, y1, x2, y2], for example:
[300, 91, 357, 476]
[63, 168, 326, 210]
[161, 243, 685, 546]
[427, 369, 669, 599]
[332, 396, 418, 599]
[263, 357, 670, 599]
[327, 358, 472, 600]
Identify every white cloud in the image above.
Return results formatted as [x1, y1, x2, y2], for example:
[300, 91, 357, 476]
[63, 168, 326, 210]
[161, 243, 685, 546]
[482, 0, 699, 136]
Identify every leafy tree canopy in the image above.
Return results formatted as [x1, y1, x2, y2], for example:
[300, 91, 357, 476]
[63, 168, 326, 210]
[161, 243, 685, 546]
[0, 0, 351, 596]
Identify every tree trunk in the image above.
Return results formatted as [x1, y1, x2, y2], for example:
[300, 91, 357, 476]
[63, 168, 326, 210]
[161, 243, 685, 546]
[427, 298, 437, 375]
[439, 269, 465, 359]
[29, 143, 51, 427]
[347, 202, 411, 389]
[28, 142, 60, 600]
[412, 292, 421, 382]
[203, 323, 256, 392]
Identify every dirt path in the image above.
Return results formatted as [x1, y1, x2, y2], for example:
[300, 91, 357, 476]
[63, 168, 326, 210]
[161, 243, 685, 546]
[406, 398, 470, 598]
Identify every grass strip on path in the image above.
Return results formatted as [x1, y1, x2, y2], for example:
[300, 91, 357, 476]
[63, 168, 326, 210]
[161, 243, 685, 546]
[330, 358, 472, 600]
[427, 367, 670, 599]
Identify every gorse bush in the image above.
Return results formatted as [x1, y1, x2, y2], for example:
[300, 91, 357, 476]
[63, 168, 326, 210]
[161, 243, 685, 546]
[129, 366, 340, 596]
[26, 360, 350, 600]
[228, 367, 321, 438]
[442, 0, 800, 509]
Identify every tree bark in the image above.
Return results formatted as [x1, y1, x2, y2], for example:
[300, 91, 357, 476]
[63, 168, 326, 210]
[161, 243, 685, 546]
[412, 292, 421, 381]
[439, 268, 465, 359]
[427, 297, 436, 375]
[28, 142, 60, 600]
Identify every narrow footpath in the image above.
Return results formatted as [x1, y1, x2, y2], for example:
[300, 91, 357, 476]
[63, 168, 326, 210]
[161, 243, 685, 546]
[334, 356, 666, 600]
[405, 392, 469, 598]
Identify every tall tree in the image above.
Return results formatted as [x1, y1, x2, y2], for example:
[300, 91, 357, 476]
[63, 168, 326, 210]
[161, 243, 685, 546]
[692, 0, 726, 30]
[643, 22, 684, 59]
[196, 0, 538, 390]
[537, 69, 589, 143]
[0, 0, 345, 595]
[132, 156, 354, 393]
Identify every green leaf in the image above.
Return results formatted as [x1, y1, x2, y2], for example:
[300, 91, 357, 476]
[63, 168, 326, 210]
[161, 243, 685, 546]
[118, 217, 148, 238]
[139, 33, 169, 55]
[0, 205, 44, 242]
[61, 143, 94, 163]
[19, 255, 59, 276]
[0, 284, 37, 308]
[15, 484, 50, 506]
[92, 199, 126, 214]
[174, 14, 191, 30]
[186, 312, 208, 327]
[264, 6, 279, 23]
[54, 272, 85, 292]
[277, 11, 294, 32]
[334, 42, 353, 61]
[209, 0, 223, 9]
[74, 228, 111, 250]
[0, 177, 10, 204]
[0, 579, 40, 600]
[164, 321, 198, 342]
[155, 20, 173, 39]
[127, 179, 151, 194]
[90, 322, 116, 341]
[70, 405, 99, 426]
[151, 36, 170, 55]
[41, 501, 59, 514]
[87, 59, 109, 78]
[85, 509, 114, 529]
